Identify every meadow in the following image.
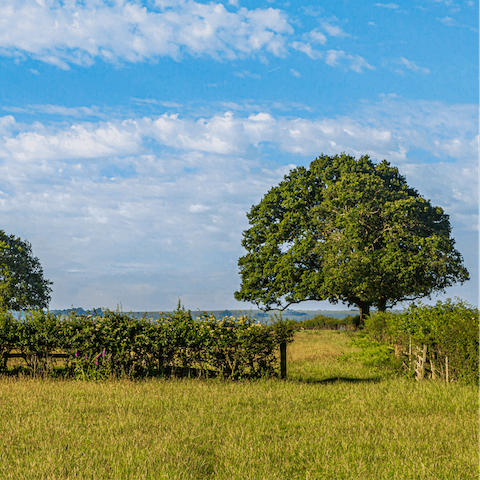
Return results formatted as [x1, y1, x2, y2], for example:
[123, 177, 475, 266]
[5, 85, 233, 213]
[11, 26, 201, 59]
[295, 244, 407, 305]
[0, 330, 478, 480]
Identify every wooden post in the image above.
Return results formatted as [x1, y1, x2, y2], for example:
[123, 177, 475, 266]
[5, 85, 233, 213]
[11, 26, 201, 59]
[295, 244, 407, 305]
[280, 342, 287, 379]
[408, 337, 412, 374]
[421, 344, 427, 379]
[430, 358, 437, 380]
[445, 355, 449, 383]
[415, 344, 427, 381]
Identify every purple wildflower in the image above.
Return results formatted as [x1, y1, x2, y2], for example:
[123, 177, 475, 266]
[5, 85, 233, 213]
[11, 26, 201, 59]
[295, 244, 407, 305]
[95, 360, 98, 365]
[74, 351, 78, 357]
[102, 349, 105, 358]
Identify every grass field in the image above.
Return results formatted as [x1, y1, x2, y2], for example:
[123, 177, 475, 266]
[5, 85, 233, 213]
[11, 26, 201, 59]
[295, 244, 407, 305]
[0, 330, 478, 479]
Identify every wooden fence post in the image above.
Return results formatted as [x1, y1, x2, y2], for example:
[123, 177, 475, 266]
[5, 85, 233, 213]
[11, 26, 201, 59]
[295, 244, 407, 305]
[280, 342, 287, 379]
[445, 355, 449, 383]
[430, 358, 437, 380]
[415, 344, 427, 381]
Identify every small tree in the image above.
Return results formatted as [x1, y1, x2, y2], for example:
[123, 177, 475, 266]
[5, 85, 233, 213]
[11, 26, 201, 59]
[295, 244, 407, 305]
[234, 154, 469, 323]
[0, 230, 53, 311]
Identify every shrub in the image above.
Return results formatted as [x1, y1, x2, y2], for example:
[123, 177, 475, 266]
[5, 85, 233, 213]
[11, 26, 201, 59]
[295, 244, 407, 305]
[296, 314, 360, 330]
[364, 299, 479, 383]
[0, 303, 295, 380]
[0, 311, 18, 371]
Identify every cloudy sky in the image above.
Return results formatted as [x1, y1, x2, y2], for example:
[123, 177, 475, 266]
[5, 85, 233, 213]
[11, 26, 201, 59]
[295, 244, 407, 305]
[0, 0, 478, 311]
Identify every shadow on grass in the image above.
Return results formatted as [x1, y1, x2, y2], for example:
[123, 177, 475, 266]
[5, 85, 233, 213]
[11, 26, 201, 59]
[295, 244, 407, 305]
[293, 376, 383, 385]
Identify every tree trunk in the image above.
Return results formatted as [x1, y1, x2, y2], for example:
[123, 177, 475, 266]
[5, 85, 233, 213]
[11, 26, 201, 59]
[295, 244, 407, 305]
[378, 298, 387, 312]
[357, 302, 371, 327]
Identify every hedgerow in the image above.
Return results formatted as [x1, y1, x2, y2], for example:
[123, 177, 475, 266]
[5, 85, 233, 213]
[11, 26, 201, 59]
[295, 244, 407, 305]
[295, 314, 360, 330]
[0, 303, 295, 380]
[362, 299, 479, 384]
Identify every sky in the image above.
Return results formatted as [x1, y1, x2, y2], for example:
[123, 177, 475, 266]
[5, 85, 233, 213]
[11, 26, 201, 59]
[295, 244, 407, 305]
[0, 0, 478, 312]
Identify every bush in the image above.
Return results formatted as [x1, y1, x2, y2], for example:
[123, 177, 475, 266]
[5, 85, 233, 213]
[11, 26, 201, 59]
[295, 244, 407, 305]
[0, 311, 18, 371]
[296, 314, 360, 330]
[364, 299, 479, 384]
[0, 303, 295, 380]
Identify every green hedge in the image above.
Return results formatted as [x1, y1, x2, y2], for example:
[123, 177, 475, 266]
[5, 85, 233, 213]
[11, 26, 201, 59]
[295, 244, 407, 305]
[295, 314, 361, 330]
[364, 299, 479, 384]
[0, 304, 295, 380]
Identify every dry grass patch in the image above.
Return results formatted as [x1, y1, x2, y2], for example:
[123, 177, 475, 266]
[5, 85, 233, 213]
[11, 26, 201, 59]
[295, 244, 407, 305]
[288, 330, 354, 363]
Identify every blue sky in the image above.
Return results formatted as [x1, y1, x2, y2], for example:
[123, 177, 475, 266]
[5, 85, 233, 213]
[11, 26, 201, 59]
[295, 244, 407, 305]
[0, 0, 478, 311]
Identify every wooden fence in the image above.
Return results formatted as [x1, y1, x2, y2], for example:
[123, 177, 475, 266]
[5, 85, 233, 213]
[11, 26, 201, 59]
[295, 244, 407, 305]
[3, 344, 290, 379]
[393, 340, 451, 382]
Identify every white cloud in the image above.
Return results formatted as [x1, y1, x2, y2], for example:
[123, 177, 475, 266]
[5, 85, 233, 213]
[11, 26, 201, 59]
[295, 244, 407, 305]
[3, 104, 102, 118]
[290, 68, 301, 77]
[399, 57, 430, 74]
[438, 16, 456, 26]
[374, 3, 399, 9]
[146, 112, 251, 154]
[2, 97, 476, 168]
[189, 204, 211, 213]
[303, 21, 350, 46]
[3, 97, 474, 167]
[0, 97, 476, 309]
[0, 115, 18, 135]
[233, 70, 261, 79]
[321, 22, 350, 38]
[0, 120, 143, 161]
[325, 50, 375, 72]
[291, 41, 323, 59]
[0, 0, 293, 66]
[308, 29, 327, 44]
[292, 43, 374, 72]
[437, 14, 479, 31]
[132, 98, 183, 109]
[324, 49, 343, 67]
[430, 0, 455, 6]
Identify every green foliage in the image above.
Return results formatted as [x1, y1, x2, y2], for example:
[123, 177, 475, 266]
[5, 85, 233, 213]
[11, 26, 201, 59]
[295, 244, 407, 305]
[364, 299, 479, 383]
[16, 309, 61, 376]
[0, 230, 53, 311]
[235, 154, 469, 321]
[0, 303, 295, 380]
[295, 314, 360, 330]
[341, 334, 404, 374]
[0, 311, 18, 371]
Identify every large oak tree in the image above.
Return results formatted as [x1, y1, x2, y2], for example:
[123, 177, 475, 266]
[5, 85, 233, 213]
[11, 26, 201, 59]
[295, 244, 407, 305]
[234, 154, 469, 323]
[0, 230, 53, 311]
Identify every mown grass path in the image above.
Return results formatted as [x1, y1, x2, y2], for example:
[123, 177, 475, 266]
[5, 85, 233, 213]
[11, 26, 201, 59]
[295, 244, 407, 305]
[0, 331, 477, 479]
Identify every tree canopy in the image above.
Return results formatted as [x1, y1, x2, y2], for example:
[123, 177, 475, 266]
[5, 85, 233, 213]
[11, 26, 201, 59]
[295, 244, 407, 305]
[234, 154, 469, 322]
[0, 230, 53, 311]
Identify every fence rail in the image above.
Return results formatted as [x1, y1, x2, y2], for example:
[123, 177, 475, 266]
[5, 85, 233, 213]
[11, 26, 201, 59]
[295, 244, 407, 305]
[2, 344, 290, 379]
[394, 341, 452, 382]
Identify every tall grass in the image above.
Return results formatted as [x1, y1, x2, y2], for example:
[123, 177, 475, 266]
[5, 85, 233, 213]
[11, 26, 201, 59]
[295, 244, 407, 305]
[0, 331, 477, 479]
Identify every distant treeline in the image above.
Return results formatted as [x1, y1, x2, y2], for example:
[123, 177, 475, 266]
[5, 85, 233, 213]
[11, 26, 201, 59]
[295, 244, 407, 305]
[49, 308, 360, 322]
[294, 314, 361, 330]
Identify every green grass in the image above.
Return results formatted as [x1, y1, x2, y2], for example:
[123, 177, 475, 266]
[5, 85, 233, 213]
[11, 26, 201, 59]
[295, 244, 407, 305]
[0, 331, 477, 479]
